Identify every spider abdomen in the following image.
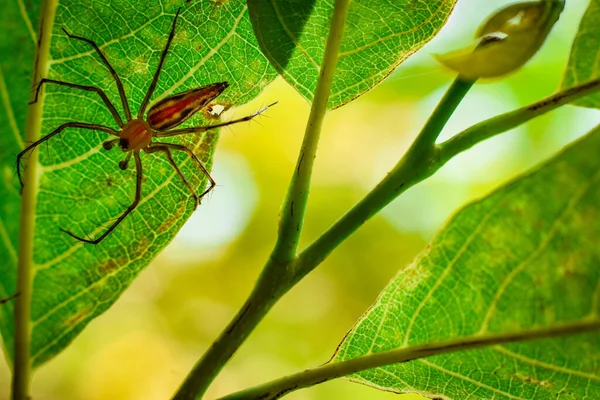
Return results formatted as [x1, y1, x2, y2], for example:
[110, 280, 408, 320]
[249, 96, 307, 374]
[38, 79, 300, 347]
[120, 119, 153, 151]
[147, 81, 229, 131]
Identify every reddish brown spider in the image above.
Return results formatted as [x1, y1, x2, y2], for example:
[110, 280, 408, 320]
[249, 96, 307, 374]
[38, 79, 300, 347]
[18, 8, 274, 245]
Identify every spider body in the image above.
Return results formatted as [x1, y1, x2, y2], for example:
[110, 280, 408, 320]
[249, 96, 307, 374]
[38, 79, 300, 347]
[119, 119, 153, 152]
[112, 82, 229, 153]
[147, 82, 229, 131]
[18, 9, 273, 245]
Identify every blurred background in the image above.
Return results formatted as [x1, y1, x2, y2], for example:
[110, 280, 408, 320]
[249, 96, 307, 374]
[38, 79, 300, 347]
[2, 0, 600, 398]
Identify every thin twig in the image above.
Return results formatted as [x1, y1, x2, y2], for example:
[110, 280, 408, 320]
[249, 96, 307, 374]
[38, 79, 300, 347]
[13, 1, 59, 399]
[219, 320, 600, 400]
[171, 1, 352, 398]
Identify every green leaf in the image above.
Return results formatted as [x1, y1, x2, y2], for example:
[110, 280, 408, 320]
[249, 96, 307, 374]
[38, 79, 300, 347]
[334, 126, 600, 399]
[247, 0, 457, 109]
[561, 0, 600, 108]
[0, 0, 276, 368]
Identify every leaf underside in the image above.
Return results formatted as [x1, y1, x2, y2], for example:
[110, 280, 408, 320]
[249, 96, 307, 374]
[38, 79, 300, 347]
[247, 0, 458, 109]
[561, 0, 600, 108]
[0, 0, 276, 368]
[334, 126, 600, 399]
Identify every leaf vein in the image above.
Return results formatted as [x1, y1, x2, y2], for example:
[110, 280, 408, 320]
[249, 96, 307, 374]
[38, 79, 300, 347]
[17, 0, 37, 44]
[269, 0, 320, 72]
[32, 135, 206, 332]
[493, 345, 600, 382]
[479, 167, 600, 333]
[151, 6, 248, 103]
[0, 68, 25, 149]
[338, 2, 448, 58]
[418, 358, 527, 399]
[48, 11, 165, 66]
[402, 192, 512, 346]
[0, 218, 17, 263]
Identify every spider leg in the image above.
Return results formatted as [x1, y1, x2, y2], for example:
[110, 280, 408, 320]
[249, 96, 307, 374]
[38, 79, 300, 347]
[30, 78, 124, 126]
[119, 152, 133, 170]
[16, 122, 118, 188]
[154, 102, 278, 138]
[146, 145, 200, 209]
[151, 142, 216, 199]
[137, 8, 181, 119]
[62, 28, 132, 121]
[103, 138, 120, 150]
[61, 151, 143, 244]
[0, 292, 19, 305]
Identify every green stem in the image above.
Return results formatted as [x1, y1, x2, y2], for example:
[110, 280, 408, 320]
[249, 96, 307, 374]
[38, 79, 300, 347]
[172, 273, 279, 400]
[219, 320, 600, 400]
[439, 76, 600, 163]
[272, 0, 351, 264]
[177, 21, 600, 400]
[12, 1, 58, 399]
[410, 77, 475, 153]
[293, 77, 475, 283]
[172, 74, 474, 399]
[172, 1, 351, 398]
[296, 74, 600, 283]
[213, 74, 600, 400]
[172, 70, 600, 400]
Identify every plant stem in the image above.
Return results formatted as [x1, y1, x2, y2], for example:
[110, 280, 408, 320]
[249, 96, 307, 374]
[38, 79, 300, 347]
[293, 77, 475, 283]
[410, 77, 475, 153]
[296, 74, 600, 282]
[223, 74, 600, 399]
[439, 76, 600, 163]
[172, 1, 351, 398]
[219, 320, 600, 400]
[214, 74, 600, 400]
[272, 0, 351, 264]
[172, 273, 279, 400]
[12, 1, 58, 399]
[173, 73, 474, 399]
[177, 19, 600, 400]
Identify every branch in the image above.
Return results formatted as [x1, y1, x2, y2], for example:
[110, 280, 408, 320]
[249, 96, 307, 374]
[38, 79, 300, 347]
[292, 76, 475, 285]
[295, 75, 600, 285]
[272, 0, 352, 264]
[219, 320, 600, 400]
[410, 77, 475, 151]
[438, 77, 600, 163]
[12, 1, 58, 399]
[174, 23, 600, 400]
[172, 1, 351, 398]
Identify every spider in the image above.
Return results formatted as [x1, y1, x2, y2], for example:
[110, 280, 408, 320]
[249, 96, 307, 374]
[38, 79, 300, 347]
[0, 293, 19, 305]
[18, 8, 274, 245]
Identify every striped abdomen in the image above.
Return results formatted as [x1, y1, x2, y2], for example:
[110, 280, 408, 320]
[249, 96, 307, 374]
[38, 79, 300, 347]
[147, 82, 229, 131]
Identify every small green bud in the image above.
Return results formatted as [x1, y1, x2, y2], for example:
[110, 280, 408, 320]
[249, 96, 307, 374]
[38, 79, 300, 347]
[435, 0, 564, 80]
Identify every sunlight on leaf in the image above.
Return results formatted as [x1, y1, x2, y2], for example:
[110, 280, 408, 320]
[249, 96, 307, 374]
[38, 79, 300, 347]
[334, 125, 600, 399]
[0, 0, 276, 368]
[247, 0, 458, 109]
[562, 0, 600, 108]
